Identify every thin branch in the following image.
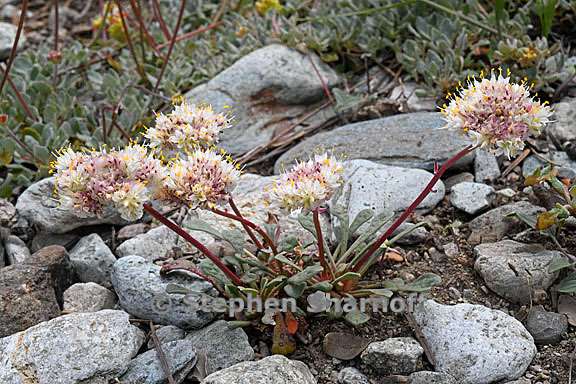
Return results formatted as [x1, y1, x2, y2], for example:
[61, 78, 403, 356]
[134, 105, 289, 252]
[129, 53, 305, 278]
[0, 65, 36, 121]
[153, 0, 186, 93]
[0, 0, 28, 96]
[115, 0, 148, 84]
[155, 21, 222, 50]
[308, 55, 334, 104]
[52, 0, 59, 86]
[313, 207, 331, 278]
[149, 322, 176, 384]
[151, 0, 171, 41]
[143, 203, 243, 285]
[229, 197, 264, 250]
[353, 145, 475, 272]
[128, 0, 164, 58]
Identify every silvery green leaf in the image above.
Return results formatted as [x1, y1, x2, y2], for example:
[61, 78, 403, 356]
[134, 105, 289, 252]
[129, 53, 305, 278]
[558, 273, 576, 293]
[165, 283, 192, 295]
[288, 265, 324, 284]
[298, 212, 316, 236]
[349, 209, 374, 235]
[402, 273, 441, 292]
[344, 309, 370, 326]
[548, 256, 573, 273]
[310, 281, 333, 292]
[284, 282, 307, 298]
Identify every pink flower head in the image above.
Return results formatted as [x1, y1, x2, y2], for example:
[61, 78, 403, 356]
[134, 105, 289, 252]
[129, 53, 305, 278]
[270, 154, 344, 212]
[160, 148, 241, 209]
[51, 144, 165, 221]
[441, 70, 552, 158]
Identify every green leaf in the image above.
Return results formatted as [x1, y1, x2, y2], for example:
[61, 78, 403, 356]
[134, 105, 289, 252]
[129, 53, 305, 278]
[344, 309, 370, 326]
[548, 256, 573, 273]
[284, 282, 307, 298]
[332, 272, 361, 285]
[558, 273, 576, 293]
[310, 281, 333, 292]
[165, 283, 192, 294]
[402, 273, 442, 292]
[0, 138, 15, 165]
[349, 209, 374, 234]
[366, 288, 394, 298]
[288, 265, 324, 284]
[297, 212, 316, 236]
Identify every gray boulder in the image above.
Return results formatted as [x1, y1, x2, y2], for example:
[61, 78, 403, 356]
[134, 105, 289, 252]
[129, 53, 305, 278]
[450, 182, 495, 215]
[186, 44, 339, 155]
[474, 240, 561, 304]
[333, 160, 445, 224]
[468, 201, 545, 245]
[185, 320, 254, 375]
[201, 355, 316, 384]
[0, 310, 144, 384]
[147, 325, 186, 349]
[69, 233, 116, 288]
[409, 371, 457, 384]
[413, 300, 536, 384]
[338, 367, 370, 384]
[275, 112, 474, 173]
[120, 339, 197, 384]
[63, 282, 117, 313]
[112, 255, 219, 329]
[361, 337, 423, 375]
[15, 177, 126, 234]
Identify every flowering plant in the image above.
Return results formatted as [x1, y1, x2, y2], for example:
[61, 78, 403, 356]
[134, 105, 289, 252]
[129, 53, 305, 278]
[52, 75, 551, 350]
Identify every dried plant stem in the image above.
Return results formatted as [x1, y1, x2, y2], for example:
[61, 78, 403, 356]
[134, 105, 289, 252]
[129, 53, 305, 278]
[0, 0, 28, 96]
[128, 0, 164, 58]
[52, 0, 59, 86]
[353, 145, 475, 272]
[153, 0, 186, 93]
[229, 197, 264, 250]
[211, 207, 278, 254]
[151, 0, 171, 41]
[115, 0, 148, 85]
[149, 322, 176, 384]
[155, 22, 222, 50]
[0, 65, 36, 121]
[143, 203, 243, 285]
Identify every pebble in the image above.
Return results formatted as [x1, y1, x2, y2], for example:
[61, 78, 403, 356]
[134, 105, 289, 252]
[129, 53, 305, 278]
[361, 337, 423, 375]
[63, 282, 117, 313]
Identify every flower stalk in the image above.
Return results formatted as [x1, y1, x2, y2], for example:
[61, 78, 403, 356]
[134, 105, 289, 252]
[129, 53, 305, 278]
[143, 203, 243, 285]
[352, 145, 475, 272]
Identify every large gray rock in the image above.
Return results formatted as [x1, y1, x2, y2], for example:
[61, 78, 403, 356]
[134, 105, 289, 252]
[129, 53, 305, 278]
[0, 264, 60, 337]
[69, 233, 116, 288]
[3, 234, 30, 264]
[201, 355, 316, 384]
[409, 371, 458, 384]
[15, 177, 126, 234]
[185, 320, 254, 375]
[112, 255, 219, 329]
[361, 337, 423, 375]
[0, 310, 145, 384]
[63, 282, 117, 313]
[115, 224, 180, 261]
[275, 112, 474, 173]
[449, 182, 494, 215]
[468, 201, 545, 245]
[0, 22, 25, 61]
[186, 44, 339, 155]
[120, 339, 197, 384]
[474, 240, 561, 304]
[333, 160, 445, 224]
[547, 98, 576, 147]
[413, 300, 536, 384]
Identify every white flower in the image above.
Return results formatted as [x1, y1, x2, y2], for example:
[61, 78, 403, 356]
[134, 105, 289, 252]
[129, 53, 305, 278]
[441, 71, 552, 158]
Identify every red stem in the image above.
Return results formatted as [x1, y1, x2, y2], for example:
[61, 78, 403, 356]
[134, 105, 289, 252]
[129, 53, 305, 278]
[115, 0, 148, 84]
[155, 22, 223, 50]
[352, 145, 474, 272]
[150, 0, 171, 41]
[211, 207, 278, 254]
[143, 203, 242, 285]
[313, 207, 329, 275]
[128, 0, 164, 58]
[228, 198, 264, 250]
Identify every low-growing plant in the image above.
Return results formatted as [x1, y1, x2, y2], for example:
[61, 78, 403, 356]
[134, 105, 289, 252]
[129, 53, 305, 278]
[50, 71, 551, 352]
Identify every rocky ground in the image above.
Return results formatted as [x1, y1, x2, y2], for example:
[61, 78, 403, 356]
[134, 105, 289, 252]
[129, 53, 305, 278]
[2, 10, 576, 384]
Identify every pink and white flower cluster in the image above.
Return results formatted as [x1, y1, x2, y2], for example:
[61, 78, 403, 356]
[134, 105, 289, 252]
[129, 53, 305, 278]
[441, 72, 552, 158]
[52, 144, 164, 221]
[161, 149, 241, 209]
[145, 101, 232, 156]
[270, 154, 344, 212]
